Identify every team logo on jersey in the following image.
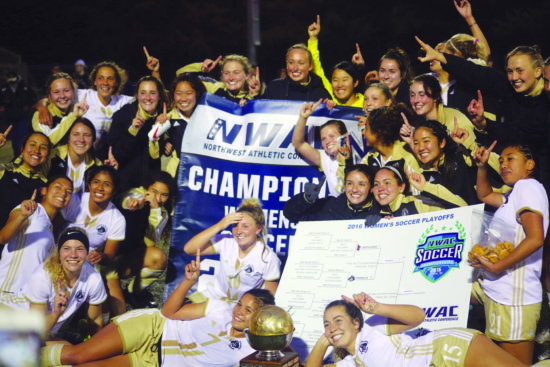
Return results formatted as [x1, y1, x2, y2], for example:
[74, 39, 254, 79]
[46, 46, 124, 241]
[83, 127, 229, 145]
[96, 224, 107, 235]
[358, 341, 368, 354]
[243, 265, 254, 274]
[228, 339, 241, 350]
[413, 222, 465, 283]
[75, 291, 84, 302]
[414, 327, 431, 338]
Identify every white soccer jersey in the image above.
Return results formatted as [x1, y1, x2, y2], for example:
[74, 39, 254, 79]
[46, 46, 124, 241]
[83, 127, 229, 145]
[161, 299, 255, 366]
[62, 193, 126, 251]
[0, 204, 55, 294]
[22, 262, 106, 333]
[479, 178, 549, 306]
[202, 234, 281, 304]
[337, 316, 477, 367]
[337, 315, 434, 367]
[65, 154, 87, 195]
[319, 150, 343, 197]
[77, 89, 134, 143]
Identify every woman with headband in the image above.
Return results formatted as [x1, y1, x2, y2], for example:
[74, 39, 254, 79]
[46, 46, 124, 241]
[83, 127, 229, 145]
[41, 252, 276, 367]
[0, 227, 107, 343]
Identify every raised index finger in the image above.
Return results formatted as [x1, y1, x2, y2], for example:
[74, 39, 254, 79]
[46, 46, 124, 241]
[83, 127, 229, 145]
[487, 140, 497, 154]
[143, 46, 150, 59]
[341, 295, 357, 306]
[212, 55, 222, 68]
[401, 112, 411, 127]
[57, 279, 63, 293]
[163, 102, 167, 116]
[82, 92, 87, 104]
[453, 116, 458, 132]
[316, 14, 320, 27]
[313, 98, 322, 110]
[30, 189, 36, 201]
[356, 43, 362, 56]
[196, 248, 201, 266]
[415, 36, 427, 49]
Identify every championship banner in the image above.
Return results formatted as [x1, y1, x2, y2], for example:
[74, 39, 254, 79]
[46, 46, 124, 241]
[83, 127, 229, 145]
[276, 204, 484, 360]
[165, 93, 365, 298]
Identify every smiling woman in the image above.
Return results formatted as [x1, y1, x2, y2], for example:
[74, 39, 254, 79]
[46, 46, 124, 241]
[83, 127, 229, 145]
[183, 198, 281, 304]
[40, 257, 275, 367]
[106, 75, 167, 193]
[409, 74, 476, 140]
[156, 73, 206, 178]
[305, 294, 534, 367]
[305, 15, 364, 107]
[417, 38, 550, 163]
[471, 142, 549, 363]
[42, 118, 102, 195]
[283, 164, 377, 223]
[0, 175, 73, 296]
[0, 227, 106, 343]
[176, 54, 260, 103]
[61, 165, 126, 319]
[370, 166, 444, 218]
[0, 132, 51, 228]
[78, 62, 134, 147]
[108, 171, 177, 315]
[292, 99, 348, 197]
[264, 44, 332, 102]
[375, 47, 415, 108]
[32, 73, 91, 147]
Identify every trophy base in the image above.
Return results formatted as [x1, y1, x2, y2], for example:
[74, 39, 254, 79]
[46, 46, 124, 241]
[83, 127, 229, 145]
[240, 351, 299, 366]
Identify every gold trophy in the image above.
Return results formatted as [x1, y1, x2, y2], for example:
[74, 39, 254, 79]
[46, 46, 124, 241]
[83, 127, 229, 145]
[241, 305, 299, 367]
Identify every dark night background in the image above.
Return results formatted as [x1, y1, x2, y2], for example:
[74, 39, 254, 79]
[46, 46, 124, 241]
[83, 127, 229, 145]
[1, 0, 549, 93]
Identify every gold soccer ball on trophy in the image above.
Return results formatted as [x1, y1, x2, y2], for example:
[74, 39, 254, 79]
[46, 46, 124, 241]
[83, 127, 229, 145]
[245, 305, 294, 360]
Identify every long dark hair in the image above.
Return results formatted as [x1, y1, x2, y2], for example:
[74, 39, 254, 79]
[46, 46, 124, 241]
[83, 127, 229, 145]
[377, 47, 414, 88]
[143, 170, 177, 213]
[411, 74, 442, 106]
[325, 300, 364, 360]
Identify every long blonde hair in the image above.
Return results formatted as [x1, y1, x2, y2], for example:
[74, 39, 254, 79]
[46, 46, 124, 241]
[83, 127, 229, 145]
[43, 252, 68, 291]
